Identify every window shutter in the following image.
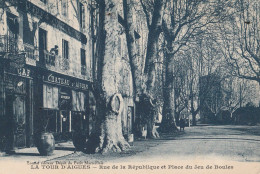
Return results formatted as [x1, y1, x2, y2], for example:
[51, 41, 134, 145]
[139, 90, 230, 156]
[82, 5, 85, 28]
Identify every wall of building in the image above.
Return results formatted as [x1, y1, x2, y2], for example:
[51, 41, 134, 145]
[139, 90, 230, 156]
[0, 0, 93, 80]
[0, 0, 95, 150]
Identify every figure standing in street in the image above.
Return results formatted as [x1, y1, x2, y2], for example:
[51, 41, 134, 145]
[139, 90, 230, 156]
[179, 118, 185, 132]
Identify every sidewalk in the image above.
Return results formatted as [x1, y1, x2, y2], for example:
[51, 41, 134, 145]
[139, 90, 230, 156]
[0, 141, 75, 162]
[0, 131, 183, 162]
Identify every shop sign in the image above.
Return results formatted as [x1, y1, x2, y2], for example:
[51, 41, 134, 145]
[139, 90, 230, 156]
[42, 73, 89, 90]
[60, 94, 71, 100]
[72, 81, 88, 90]
[17, 68, 31, 77]
[43, 73, 70, 86]
[5, 62, 32, 78]
[59, 91, 72, 110]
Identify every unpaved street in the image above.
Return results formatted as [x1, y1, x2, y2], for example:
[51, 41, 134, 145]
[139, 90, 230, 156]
[61, 125, 260, 163]
[116, 125, 260, 162]
[1, 125, 260, 174]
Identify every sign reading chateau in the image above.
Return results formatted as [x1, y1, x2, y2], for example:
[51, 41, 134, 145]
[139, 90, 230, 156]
[45, 73, 70, 86]
[42, 73, 88, 90]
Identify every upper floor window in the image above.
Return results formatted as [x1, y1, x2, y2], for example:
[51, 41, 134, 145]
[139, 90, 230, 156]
[61, 0, 68, 17]
[40, 0, 47, 4]
[81, 48, 86, 75]
[62, 39, 69, 59]
[7, 12, 19, 39]
[79, 3, 85, 28]
[81, 48, 86, 66]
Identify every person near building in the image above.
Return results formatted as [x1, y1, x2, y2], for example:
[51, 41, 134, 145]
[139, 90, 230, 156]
[50, 45, 59, 55]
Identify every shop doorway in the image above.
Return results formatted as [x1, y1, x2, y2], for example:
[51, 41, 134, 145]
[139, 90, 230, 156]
[5, 94, 27, 148]
[60, 110, 69, 133]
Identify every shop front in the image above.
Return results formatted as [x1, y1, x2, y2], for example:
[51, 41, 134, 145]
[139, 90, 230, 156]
[34, 70, 92, 142]
[0, 61, 34, 152]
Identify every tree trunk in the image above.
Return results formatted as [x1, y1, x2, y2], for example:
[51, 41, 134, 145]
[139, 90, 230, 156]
[191, 97, 197, 126]
[175, 111, 180, 126]
[85, 0, 129, 154]
[123, 0, 138, 95]
[160, 52, 178, 132]
[123, 0, 143, 137]
[138, 94, 159, 139]
[141, 0, 165, 139]
[146, 95, 159, 139]
[191, 111, 197, 126]
[146, 64, 161, 138]
[189, 75, 200, 126]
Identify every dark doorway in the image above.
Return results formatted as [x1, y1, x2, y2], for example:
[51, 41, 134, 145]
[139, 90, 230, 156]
[13, 95, 26, 148]
[5, 94, 27, 149]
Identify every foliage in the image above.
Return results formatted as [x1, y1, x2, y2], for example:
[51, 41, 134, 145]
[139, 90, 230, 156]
[233, 104, 260, 125]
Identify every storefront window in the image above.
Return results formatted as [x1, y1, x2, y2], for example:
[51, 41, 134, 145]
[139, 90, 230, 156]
[72, 90, 87, 133]
[43, 84, 58, 109]
[72, 90, 85, 111]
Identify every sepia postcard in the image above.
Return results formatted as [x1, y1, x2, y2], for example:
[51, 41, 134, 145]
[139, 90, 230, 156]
[0, 0, 259, 173]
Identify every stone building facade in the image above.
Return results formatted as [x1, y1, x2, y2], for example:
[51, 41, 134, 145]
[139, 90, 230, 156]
[0, 0, 95, 151]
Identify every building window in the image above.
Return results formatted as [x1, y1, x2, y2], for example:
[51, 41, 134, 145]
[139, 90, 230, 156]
[81, 48, 86, 75]
[62, 39, 69, 59]
[81, 49, 86, 66]
[5, 12, 19, 53]
[7, 12, 19, 39]
[61, 0, 68, 17]
[40, 0, 47, 4]
[39, 28, 47, 63]
[79, 3, 85, 28]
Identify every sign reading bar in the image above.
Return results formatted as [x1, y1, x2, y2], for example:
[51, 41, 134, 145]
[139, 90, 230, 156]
[17, 67, 31, 77]
[5, 64, 33, 78]
[42, 73, 89, 90]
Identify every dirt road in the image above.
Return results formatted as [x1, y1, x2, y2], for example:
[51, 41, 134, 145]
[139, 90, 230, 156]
[113, 125, 260, 163]
[61, 124, 260, 163]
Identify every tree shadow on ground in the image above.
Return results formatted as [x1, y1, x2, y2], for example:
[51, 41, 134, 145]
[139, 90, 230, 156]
[55, 147, 75, 151]
[221, 126, 260, 136]
[159, 132, 185, 140]
[9, 152, 40, 156]
[177, 137, 260, 142]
